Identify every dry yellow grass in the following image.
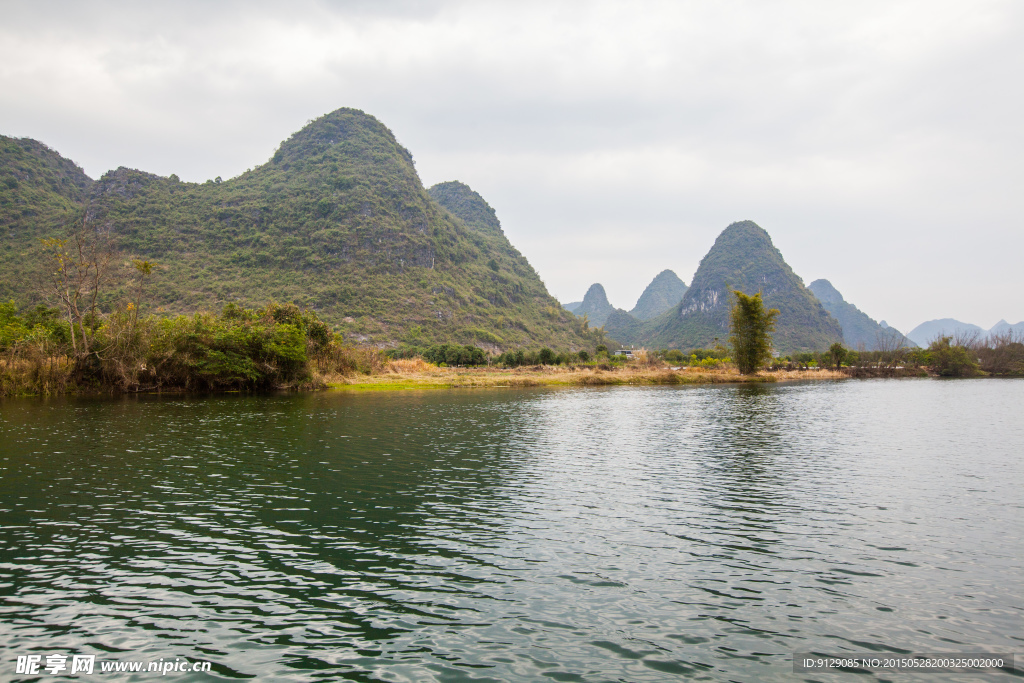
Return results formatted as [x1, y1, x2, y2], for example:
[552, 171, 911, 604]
[325, 363, 850, 391]
[0, 355, 76, 397]
[384, 358, 435, 373]
[766, 368, 847, 380]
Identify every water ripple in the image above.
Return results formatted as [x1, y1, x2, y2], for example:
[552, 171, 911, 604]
[1, 380, 1022, 681]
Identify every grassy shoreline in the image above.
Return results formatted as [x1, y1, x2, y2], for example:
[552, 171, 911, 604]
[324, 363, 850, 391]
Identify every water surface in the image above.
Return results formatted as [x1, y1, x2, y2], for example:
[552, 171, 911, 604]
[1, 379, 1022, 681]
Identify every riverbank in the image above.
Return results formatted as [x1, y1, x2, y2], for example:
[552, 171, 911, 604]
[324, 362, 850, 391]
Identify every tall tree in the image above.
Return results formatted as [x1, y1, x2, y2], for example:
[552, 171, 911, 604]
[729, 290, 779, 374]
[40, 212, 114, 359]
[828, 342, 848, 370]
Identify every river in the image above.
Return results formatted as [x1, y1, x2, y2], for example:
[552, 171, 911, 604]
[1, 379, 1021, 681]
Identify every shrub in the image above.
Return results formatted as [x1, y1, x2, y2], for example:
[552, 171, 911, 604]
[928, 336, 979, 377]
[147, 311, 309, 390]
[422, 343, 487, 366]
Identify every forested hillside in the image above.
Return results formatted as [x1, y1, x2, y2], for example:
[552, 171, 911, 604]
[0, 109, 600, 350]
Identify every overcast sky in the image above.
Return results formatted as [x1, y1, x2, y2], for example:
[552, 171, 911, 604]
[2, 0, 1022, 333]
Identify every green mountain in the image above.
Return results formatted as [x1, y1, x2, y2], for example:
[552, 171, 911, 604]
[620, 221, 842, 353]
[0, 109, 597, 351]
[603, 308, 643, 346]
[630, 269, 688, 321]
[808, 279, 915, 350]
[0, 136, 95, 303]
[575, 283, 615, 327]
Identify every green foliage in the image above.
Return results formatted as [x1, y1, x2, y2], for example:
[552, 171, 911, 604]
[421, 343, 487, 366]
[927, 336, 979, 377]
[730, 290, 778, 374]
[493, 347, 596, 367]
[0, 137, 93, 305]
[496, 348, 526, 367]
[0, 301, 71, 352]
[1, 110, 599, 353]
[827, 342, 848, 369]
[428, 181, 504, 236]
[146, 303, 324, 390]
[679, 352, 730, 369]
[0, 299, 354, 395]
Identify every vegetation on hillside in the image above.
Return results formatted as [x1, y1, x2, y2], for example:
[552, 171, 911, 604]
[427, 181, 504, 236]
[629, 269, 688, 321]
[0, 136, 94, 305]
[0, 109, 603, 352]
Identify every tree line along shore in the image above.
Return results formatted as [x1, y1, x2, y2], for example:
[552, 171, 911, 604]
[2, 292, 1020, 398]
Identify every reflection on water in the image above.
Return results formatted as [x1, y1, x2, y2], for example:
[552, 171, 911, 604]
[1, 380, 1022, 681]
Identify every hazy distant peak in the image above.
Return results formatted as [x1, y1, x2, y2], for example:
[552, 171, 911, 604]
[906, 319, 985, 347]
[575, 283, 615, 327]
[809, 278, 914, 350]
[582, 283, 610, 307]
[630, 269, 688, 321]
[807, 279, 843, 305]
[640, 220, 844, 353]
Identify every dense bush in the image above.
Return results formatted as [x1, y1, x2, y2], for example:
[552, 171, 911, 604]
[493, 347, 604, 367]
[421, 343, 487, 366]
[927, 337, 979, 377]
[146, 307, 311, 390]
[1, 301, 366, 395]
[0, 301, 71, 352]
[977, 333, 1024, 376]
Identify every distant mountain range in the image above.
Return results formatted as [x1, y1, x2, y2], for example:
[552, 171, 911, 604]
[565, 223, 1021, 354]
[0, 108, 599, 350]
[565, 270, 688, 328]
[5, 109, 1014, 355]
[906, 319, 1024, 347]
[807, 279, 915, 349]
[577, 222, 842, 354]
